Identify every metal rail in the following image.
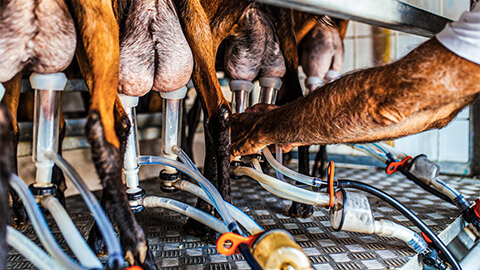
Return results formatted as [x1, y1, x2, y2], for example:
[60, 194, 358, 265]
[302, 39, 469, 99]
[256, 0, 452, 37]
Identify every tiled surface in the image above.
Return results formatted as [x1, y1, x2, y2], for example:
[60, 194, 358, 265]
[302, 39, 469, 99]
[7, 165, 480, 269]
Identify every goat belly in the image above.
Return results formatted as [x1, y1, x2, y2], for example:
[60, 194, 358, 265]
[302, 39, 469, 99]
[224, 5, 285, 81]
[118, 0, 193, 96]
[0, 0, 76, 82]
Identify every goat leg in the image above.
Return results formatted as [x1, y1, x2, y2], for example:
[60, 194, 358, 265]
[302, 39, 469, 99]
[312, 145, 328, 179]
[70, 0, 155, 267]
[0, 102, 12, 270]
[288, 145, 314, 218]
[183, 114, 219, 240]
[232, 39, 480, 156]
[51, 107, 67, 208]
[263, 6, 316, 217]
[2, 73, 27, 227]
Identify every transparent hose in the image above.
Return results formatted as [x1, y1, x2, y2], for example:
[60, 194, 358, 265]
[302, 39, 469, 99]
[374, 220, 427, 253]
[249, 160, 322, 205]
[45, 152, 123, 267]
[7, 226, 65, 270]
[40, 196, 102, 269]
[173, 180, 263, 234]
[235, 160, 330, 207]
[431, 178, 469, 210]
[143, 196, 227, 233]
[352, 144, 388, 162]
[263, 148, 325, 187]
[274, 145, 285, 182]
[173, 148, 261, 233]
[138, 154, 240, 233]
[9, 174, 84, 270]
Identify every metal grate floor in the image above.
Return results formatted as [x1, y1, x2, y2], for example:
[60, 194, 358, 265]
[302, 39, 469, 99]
[7, 164, 480, 270]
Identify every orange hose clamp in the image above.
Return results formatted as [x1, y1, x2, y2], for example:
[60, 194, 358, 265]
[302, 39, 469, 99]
[385, 156, 412, 175]
[216, 232, 262, 256]
[126, 266, 143, 270]
[326, 161, 335, 209]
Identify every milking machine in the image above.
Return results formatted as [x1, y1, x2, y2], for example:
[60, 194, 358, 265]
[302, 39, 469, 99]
[218, 71, 471, 269]
[230, 150, 462, 269]
[6, 73, 124, 270]
[304, 69, 340, 94]
[352, 142, 480, 243]
[353, 142, 470, 210]
[119, 86, 312, 270]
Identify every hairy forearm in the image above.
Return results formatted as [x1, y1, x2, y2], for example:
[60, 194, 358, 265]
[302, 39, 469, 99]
[231, 39, 480, 156]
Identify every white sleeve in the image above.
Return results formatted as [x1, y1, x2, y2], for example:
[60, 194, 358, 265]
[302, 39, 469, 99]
[436, 5, 480, 65]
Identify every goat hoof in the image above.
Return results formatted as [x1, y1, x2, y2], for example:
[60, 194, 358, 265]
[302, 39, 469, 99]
[11, 205, 28, 229]
[124, 240, 157, 270]
[287, 202, 314, 218]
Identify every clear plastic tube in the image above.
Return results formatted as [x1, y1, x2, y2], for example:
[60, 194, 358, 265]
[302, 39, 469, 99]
[374, 220, 427, 253]
[249, 159, 322, 205]
[232, 90, 249, 114]
[352, 144, 388, 162]
[372, 142, 409, 160]
[274, 144, 285, 182]
[45, 152, 124, 267]
[173, 180, 263, 234]
[173, 148, 262, 234]
[257, 78, 285, 182]
[235, 160, 330, 207]
[33, 89, 60, 185]
[138, 155, 240, 233]
[40, 196, 102, 269]
[263, 148, 325, 187]
[0, 82, 5, 101]
[9, 174, 84, 270]
[7, 226, 65, 270]
[161, 98, 182, 160]
[123, 100, 140, 191]
[143, 196, 227, 233]
[431, 178, 469, 210]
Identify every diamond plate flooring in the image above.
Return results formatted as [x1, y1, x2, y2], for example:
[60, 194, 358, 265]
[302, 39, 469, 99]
[7, 165, 480, 270]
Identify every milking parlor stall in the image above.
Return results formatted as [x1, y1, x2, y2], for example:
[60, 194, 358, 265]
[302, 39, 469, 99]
[3, 0, 480, 269]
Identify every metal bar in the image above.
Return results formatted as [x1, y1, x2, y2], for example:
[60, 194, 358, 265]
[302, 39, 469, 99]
[256, 0, 452, 37]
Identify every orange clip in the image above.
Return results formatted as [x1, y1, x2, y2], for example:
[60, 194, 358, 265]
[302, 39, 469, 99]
[216, 232, 261, 256]
[473, 198, 480, 219]
[126, 266, 143, 270]
[421, 232, 432, 244]
[385, 156, 412, 175]
[326, 161, 335, 209]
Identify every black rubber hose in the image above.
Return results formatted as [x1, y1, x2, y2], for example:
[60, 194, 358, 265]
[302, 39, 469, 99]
[337, 179, 461, 270]
[396, 166, 456, 205]
[238, 242, 263, 270]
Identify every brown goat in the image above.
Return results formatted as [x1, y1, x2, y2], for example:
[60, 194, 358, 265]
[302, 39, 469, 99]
[0, 0, 155, 269]
[231, 38, 480, 156]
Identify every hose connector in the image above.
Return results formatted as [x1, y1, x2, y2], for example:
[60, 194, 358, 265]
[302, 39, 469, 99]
[30, 72, 68, 91]
[252, 229, 311, 269]
[0, 82, 5, 101]
[259, 77, 282, 104]
[229, 80, 253, 113]
[330, 189, 376, 234]
[127, 188, 146, 213]
[159, 169, 180, 193]
[305, 76, 323, 94]
[325, 70, 341, 83]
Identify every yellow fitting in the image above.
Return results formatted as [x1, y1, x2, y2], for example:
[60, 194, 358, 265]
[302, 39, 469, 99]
[252, 230, 311, 270]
